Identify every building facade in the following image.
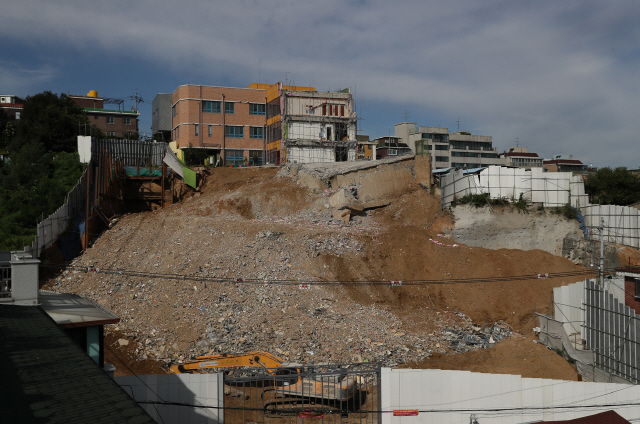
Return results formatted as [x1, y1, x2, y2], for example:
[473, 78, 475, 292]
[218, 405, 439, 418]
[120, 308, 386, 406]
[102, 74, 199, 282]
[543, 154, 588, 173]
[373, 136, 412, 160]
[266, 83, 357, 164]
[171, 84, 267, 166]
[151, 93, 172, 142]
[0, 94, 24, 120]
[69, 91, 140, 138]
[500, 147, 543, 169]
[395, 122, 504, 170]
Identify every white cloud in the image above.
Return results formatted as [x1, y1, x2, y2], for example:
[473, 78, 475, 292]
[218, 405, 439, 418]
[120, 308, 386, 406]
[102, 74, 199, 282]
[2, 0, 640, 167]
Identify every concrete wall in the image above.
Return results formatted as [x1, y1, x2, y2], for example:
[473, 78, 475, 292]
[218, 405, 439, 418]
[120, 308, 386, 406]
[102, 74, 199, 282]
[77, 136, 91, 163]
[117, 373, 224, 424]
[8, 252, 39, 306]
[381, 368, 640, 424]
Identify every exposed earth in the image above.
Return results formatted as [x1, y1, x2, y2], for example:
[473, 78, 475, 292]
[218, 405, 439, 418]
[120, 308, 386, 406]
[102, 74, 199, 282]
[44, 165, 608, 380]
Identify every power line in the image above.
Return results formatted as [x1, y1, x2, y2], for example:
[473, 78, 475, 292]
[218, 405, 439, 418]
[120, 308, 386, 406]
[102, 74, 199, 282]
[43, 263, 601, 286]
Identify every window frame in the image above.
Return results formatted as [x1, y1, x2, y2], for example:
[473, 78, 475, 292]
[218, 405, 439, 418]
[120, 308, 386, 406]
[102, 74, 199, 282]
[225, 125, 244, 138]
[123, 117, 131, 125]
[107, 116, 115, 124]
[203, 101, 221, 113]
[195, 124, 199, 136]
[225, 102, 235, 114]
[208, 125, 212, 137]
[249, 103, 266, 115]
[250, 126, 264, 139]
[635, 278, 640, 299]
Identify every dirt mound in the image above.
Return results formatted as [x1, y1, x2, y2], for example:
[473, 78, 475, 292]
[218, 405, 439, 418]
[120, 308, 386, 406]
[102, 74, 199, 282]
[46, 166, 587, 379]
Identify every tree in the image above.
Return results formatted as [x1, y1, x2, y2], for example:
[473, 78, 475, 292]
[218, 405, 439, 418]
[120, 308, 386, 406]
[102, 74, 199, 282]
[584, 167, 640, 206]
[11, 91, 90, 153]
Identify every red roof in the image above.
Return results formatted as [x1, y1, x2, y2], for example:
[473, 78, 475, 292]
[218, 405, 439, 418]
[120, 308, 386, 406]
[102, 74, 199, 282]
[543, 159, 584, 165]
[541, 411, 630, 424]
[503, 152, 540, 157]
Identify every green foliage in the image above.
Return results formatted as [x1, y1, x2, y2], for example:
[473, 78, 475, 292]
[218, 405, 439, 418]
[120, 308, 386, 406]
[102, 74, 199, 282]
[513, 193, 529, 213]
[584, 167, 640, 206]
[452, 193, 510, 208]
[551, 204, 577, 220]
[0, 91, 88, 249]
[11, 91, 89, 153]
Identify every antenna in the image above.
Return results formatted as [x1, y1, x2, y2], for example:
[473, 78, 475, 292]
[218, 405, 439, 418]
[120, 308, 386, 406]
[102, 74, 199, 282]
[259, 59, 261, 84]
[456, 118, 460, 131]
[516, 137, 519, 147]
[403, 109, 410, 121]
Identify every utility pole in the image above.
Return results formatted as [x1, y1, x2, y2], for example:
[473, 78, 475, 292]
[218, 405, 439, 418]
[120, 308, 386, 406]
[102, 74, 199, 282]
[599, 217, 605, 285]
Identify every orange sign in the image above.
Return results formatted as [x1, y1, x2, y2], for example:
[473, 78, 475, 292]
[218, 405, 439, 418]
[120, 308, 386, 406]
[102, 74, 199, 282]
[394, 410, 419, 416]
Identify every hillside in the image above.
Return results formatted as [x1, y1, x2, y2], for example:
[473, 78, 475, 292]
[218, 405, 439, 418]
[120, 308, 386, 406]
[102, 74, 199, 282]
[46, 166, 586, 380]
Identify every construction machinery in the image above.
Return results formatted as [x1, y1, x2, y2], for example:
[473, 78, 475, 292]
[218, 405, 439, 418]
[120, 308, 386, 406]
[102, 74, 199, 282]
[169, 351, 359, 413]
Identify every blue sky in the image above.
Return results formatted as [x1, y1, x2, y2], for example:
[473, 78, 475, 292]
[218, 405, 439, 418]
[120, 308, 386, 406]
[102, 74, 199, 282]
[2, 1, 640, 168]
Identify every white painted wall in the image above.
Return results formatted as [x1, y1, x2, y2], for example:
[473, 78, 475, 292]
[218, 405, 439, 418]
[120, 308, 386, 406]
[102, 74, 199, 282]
[116, 373, 224, 424]
[381, 368, 640, 424]
[77, 135, 92, 163]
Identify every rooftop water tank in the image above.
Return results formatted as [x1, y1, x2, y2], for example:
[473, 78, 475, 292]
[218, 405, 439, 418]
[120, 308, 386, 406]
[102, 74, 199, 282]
[87, 90, 98, 97]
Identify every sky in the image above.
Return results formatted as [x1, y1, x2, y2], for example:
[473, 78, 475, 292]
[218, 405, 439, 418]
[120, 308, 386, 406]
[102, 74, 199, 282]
[2, 0, 639, 168]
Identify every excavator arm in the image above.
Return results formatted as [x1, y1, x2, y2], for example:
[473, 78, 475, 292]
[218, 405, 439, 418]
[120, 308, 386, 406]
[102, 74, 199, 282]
[169, 351, 285, 374]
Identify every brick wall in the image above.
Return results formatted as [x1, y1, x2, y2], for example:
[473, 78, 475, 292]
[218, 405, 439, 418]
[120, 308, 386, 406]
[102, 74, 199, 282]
[171, 85, 267, 153]
[624, 277, 640, 314]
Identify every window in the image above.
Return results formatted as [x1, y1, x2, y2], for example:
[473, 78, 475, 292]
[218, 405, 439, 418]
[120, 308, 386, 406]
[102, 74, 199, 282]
[434, 144, 449, 150]
[388, 149, 398, 156]
[225, 102, 235, 114]
[250, 127, 264, 139]
[107, 131, 115, 137]
[225, 149, 244, 166]
[203, 101, 221, 113]
[15, 112, 20, 120]
[250, 104, 266, 115]
[225, 125, 244, 138]
[195, 124, 199, 136]
[172, 105, 176, 117]
[249, 151, 263, 166]
[208, 125, 212, 137]
[435, 156, 450, 162]
[123, 117, 131, 125]
[635, 279, 640, 299]
[107, 116, 115, 124]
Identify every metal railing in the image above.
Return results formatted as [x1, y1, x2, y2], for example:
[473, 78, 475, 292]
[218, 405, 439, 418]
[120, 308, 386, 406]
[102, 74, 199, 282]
[223, 362, 381, 424]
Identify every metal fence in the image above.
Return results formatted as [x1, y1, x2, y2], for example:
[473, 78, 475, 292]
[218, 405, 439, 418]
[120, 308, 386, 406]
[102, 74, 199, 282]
[223, 362, 381, 424]
[92, 139, 168, 167]
[584, 279, 640, 384]
[22, 167, 88, 258]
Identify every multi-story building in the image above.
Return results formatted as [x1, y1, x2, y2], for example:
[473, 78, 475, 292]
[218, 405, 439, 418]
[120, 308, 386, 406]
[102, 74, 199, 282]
[395, 122, 504, 169]
[151, 93, 172, 142]
[373, 136, 411, 160]
[69, 91, 140, 138]
[266, 83, 357, 164]
[0, 95, 24, 120]
[543, 154, 588, 173]
[171, 84, 268, 166]
[500, 147, 543, 169]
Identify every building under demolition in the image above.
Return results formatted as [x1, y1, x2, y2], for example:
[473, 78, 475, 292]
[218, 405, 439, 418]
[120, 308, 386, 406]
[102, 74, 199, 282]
[266, 83, 357, 164]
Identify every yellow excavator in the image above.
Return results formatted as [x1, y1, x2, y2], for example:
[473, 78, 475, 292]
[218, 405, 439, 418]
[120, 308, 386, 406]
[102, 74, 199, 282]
[169, 351, 358, 409]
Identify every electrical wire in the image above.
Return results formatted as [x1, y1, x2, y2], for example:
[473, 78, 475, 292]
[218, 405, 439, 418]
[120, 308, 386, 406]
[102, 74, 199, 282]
[42, 262, 602, 286]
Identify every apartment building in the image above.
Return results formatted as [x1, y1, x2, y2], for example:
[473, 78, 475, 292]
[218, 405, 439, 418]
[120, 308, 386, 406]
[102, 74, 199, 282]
[395, 122, 504, 169]
[69, 91, 139, 138]
[500, 147, 543, 169]
[266, 83, 357, 164]
[171, 84, 267, 166]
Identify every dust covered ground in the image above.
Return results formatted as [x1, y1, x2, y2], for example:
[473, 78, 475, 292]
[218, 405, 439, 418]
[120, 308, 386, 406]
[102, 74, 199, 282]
[45, 166, 589, 380]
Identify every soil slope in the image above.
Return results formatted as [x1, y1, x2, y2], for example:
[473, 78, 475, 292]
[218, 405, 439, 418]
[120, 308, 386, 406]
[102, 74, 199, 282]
[46, 167, 587, 380]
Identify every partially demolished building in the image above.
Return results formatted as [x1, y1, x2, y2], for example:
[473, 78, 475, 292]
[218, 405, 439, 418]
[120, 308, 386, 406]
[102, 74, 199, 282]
[266, 83, 357, 164]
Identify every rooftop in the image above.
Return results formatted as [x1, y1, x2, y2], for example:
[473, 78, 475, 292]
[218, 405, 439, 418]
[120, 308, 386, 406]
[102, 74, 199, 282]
[0, 305, 154, 423]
